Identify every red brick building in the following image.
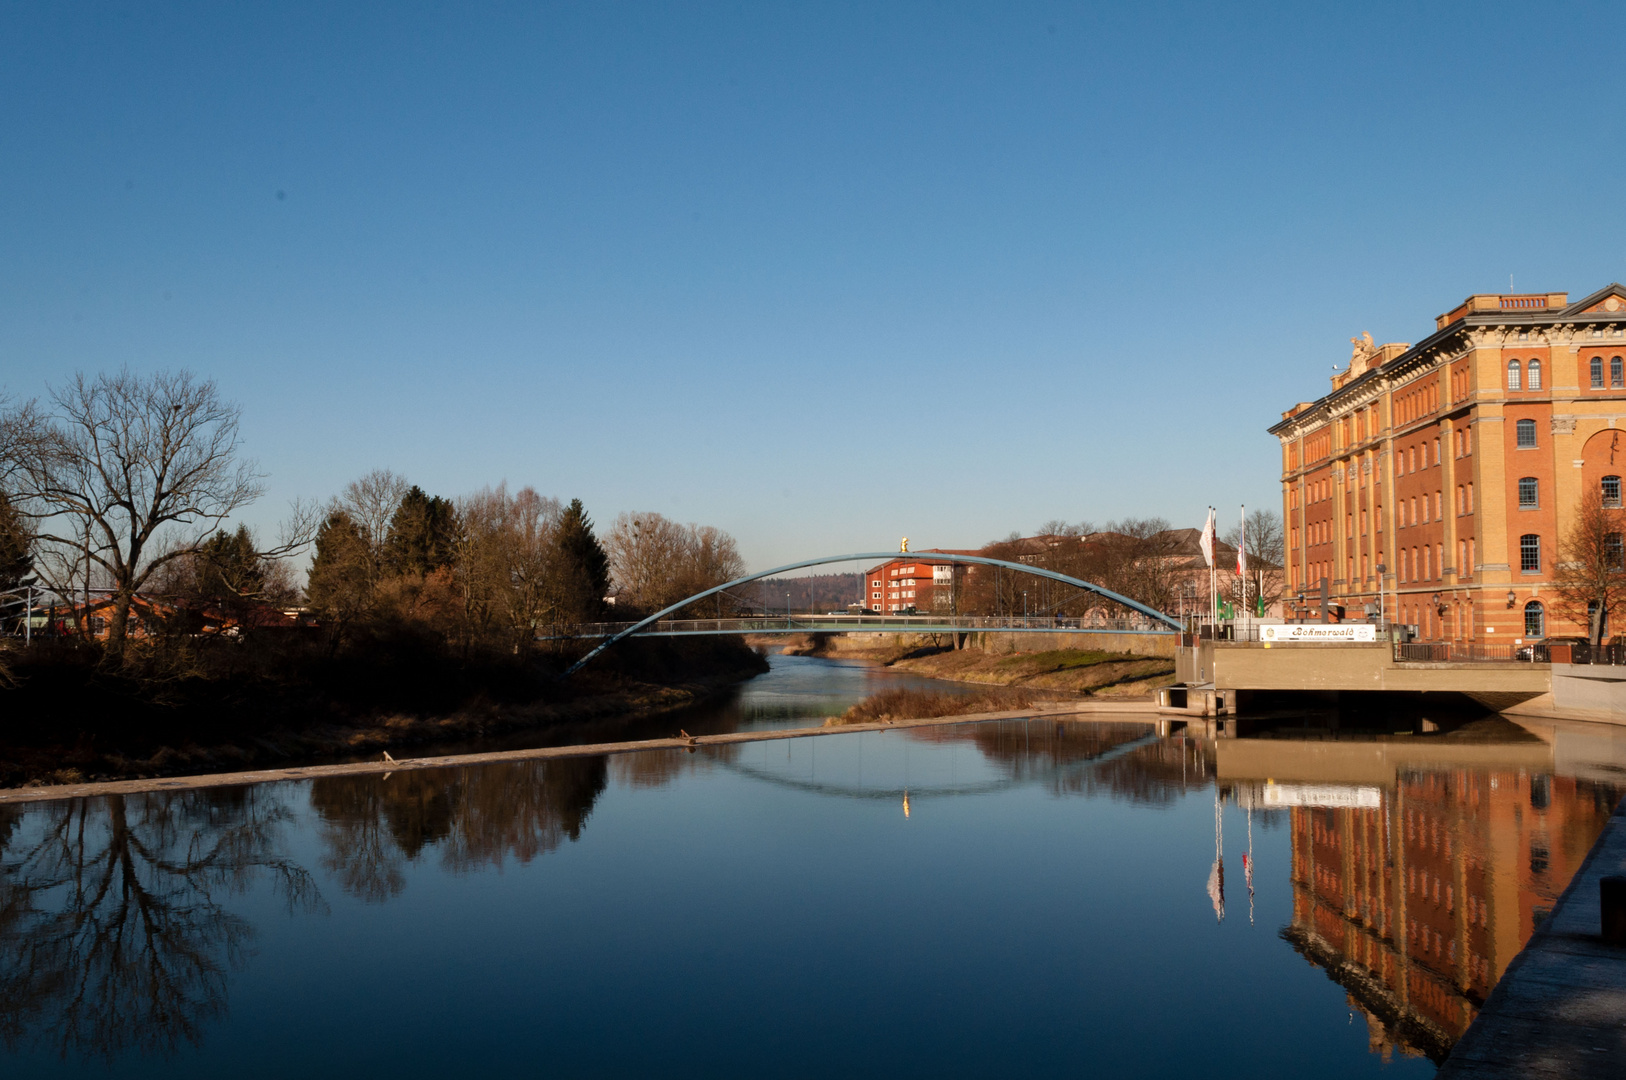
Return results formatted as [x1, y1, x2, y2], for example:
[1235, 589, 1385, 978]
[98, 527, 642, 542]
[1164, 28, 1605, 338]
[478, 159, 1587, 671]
[863, 550, 972, 613]
[1271, 284, 1626, 642]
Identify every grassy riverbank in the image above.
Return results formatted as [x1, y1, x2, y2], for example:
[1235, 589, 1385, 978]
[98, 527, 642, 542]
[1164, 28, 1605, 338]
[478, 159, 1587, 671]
[768, 635, 1175, 698]
[0, 635, 767, 789]
[824, 685, 1040, 725]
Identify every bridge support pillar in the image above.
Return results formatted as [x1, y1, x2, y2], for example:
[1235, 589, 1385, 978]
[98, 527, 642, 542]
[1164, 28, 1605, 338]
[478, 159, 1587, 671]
[1157, 683, 1226, 717]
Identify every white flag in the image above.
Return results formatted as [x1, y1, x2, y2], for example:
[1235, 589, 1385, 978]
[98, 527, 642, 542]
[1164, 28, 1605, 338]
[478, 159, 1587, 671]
[1236, 506, 1247, 577]
[1199, 507, 1215, 568]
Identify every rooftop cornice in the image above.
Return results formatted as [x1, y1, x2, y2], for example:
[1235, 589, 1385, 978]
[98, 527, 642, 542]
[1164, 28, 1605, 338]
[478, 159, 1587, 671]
[1268, 289, 1626, 437]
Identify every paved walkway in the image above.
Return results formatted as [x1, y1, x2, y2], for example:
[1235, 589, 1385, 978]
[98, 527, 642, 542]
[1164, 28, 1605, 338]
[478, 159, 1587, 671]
[1440, 800, 1626, 1077]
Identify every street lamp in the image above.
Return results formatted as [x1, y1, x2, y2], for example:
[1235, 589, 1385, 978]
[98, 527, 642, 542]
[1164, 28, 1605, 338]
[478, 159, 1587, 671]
[1506, 590, 1518, 609]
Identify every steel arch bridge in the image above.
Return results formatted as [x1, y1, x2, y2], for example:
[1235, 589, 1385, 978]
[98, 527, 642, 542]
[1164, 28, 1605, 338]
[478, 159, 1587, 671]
[563, 550, 1180, 676]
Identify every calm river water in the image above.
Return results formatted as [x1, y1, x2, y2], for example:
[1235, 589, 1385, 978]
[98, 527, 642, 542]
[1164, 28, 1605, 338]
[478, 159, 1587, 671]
[1, 654, 1621, 1077]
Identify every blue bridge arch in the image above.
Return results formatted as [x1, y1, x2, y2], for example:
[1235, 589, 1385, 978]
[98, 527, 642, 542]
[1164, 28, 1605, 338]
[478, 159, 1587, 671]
[564, 550, 1180, 676]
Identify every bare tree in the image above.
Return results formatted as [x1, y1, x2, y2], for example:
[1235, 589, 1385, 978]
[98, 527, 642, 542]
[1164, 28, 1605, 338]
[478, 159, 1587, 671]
[1553, 486, 1626, 645]
[333, 468, 409, 579]
[606, 512, 746, 617]
[16, 369, 269, 660]
[1224, 508, 1286, 614]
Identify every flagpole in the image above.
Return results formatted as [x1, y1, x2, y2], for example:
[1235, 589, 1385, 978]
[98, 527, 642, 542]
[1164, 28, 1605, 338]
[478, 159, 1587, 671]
[1209, 506, 1217, 630]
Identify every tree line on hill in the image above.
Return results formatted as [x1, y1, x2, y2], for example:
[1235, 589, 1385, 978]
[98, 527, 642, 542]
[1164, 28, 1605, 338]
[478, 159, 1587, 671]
[0, 369, 750, 672]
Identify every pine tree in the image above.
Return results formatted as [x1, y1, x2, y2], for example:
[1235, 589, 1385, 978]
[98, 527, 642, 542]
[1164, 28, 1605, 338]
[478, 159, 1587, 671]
[549, 498, 610, 625]
[194, 525, 265, 605]
[0, 491, 33, 594]
[306, 511, 374, 645]
[384, 486, 457, 577]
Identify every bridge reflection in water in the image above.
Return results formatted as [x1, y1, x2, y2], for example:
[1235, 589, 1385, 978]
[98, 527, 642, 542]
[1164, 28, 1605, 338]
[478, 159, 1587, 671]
[0, 713, 1621, 1073]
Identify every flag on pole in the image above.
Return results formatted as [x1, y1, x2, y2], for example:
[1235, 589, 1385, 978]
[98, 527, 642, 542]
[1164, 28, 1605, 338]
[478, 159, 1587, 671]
[1236, 505, 1247, 577]
[1199, 507, 1216, 568]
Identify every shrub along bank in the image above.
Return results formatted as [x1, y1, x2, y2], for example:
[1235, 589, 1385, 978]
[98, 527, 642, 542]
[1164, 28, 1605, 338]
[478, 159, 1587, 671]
[0, 633, 766, 789]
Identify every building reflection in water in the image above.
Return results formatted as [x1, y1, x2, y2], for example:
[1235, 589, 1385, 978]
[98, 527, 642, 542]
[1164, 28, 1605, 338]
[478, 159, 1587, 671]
[1220, 733, 1621, 1065]
[1, 714, 1620, 1071]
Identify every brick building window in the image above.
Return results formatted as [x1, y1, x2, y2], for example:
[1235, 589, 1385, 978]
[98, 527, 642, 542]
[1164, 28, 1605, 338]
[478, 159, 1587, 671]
[1607, 533, 1625, 572]
[1516, 419, 1537, 448]
[1528, 359, 1542, 390]
[1604, 475, 1622, 508]
[1520, 534, 1541, 573]
[1518, 477, 1539, 509]
[1524, 601, 1545, 638]
[1592, 357, 1605, 388]
[1615, 357, 1625, 388]
[1507, 360, 1521, 390]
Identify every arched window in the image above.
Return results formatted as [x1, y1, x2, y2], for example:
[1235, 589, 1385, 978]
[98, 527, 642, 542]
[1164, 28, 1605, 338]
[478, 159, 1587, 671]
[1507, 360, 1521, 390]
[1524, 600, 1545, 638]
[1519, 477, 1539, 509]
[1604, 475, 1622, 508]
[1592, 357, 1605, 388]
[1516, 418, 1537, 448]
[1614, 356, 1624, 388]
[1528, 359, 1542, 390]
[1520, 533, 1541, 572]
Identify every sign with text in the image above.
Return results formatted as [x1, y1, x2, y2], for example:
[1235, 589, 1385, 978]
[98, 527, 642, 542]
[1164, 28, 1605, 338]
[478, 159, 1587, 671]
[1260, 784, 1382, 809]
[1260, 623, 1378, 643]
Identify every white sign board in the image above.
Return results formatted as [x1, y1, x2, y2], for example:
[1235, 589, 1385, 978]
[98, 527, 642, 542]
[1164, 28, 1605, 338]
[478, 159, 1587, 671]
[1260, 623, 1378, 643]
[1261, 784, 1382, 809]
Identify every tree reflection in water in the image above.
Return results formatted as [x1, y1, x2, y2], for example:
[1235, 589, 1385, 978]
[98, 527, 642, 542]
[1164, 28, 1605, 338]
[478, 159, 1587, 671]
[309, 756, 608, 901]
[0, 788, 321, 1062]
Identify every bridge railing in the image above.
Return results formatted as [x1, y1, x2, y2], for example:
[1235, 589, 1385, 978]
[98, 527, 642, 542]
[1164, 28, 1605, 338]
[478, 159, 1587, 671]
[551, 614, 1172, 639]
[1395, 642, 1546, 664]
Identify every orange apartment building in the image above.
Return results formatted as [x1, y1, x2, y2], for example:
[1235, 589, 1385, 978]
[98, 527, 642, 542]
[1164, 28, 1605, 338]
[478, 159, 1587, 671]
[1270, 283, 1626, 643]
[864, 551, 970, 613]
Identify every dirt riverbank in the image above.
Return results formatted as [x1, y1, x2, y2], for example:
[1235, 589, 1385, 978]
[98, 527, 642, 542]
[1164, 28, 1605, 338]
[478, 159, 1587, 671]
[0, 639, 768, 790]
[759, 634, 1175, 698]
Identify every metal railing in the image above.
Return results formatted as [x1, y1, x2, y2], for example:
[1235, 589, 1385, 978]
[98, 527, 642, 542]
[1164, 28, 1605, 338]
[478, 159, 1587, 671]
[552, 613, 1175, 639]
[1394, 642, 1544, 664]
[1395, 640, 1626, 665]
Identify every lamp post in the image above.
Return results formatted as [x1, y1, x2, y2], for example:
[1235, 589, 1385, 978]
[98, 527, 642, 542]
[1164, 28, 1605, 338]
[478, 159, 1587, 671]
[1375, 564, 1387, 630]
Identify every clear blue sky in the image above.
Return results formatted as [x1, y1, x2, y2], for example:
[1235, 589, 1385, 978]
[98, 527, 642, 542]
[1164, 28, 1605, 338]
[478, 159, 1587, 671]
[4, 2, 1624, 569]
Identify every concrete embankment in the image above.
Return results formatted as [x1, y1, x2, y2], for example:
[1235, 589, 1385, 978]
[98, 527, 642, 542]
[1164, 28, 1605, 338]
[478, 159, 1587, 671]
[0, 700, 1156, 805]
[1439, 797, 1626, 1076]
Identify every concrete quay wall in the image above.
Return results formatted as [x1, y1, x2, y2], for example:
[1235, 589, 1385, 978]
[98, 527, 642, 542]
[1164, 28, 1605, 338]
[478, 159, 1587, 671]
[1438, 798, 1626, 1077]
[1203, 641, 1551, 696]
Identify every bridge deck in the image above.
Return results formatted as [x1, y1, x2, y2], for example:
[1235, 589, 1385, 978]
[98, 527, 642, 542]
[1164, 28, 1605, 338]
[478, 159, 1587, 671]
[545, 615, 1177, 640]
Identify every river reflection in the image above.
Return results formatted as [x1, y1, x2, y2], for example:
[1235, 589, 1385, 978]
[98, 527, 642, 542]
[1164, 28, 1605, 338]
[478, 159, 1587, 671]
[0, 788, 321, 1062]
[1, 703, 1622, 1077]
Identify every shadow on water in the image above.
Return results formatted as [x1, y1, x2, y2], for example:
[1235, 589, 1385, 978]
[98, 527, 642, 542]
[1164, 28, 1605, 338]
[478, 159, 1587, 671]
[2, 665, 1624, 1073]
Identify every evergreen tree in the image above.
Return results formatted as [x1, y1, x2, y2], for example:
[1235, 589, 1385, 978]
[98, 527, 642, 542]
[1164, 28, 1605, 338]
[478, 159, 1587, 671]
[549, 498, 610, 625]
[384, 486, 457, 577]
[0, 491, 33, 594]
[306, 511, 374, 645]
[193, 525, 265, 606]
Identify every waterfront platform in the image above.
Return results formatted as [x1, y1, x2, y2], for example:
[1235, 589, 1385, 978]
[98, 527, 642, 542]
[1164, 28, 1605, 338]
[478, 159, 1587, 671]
[1439, 799, 1626, 1077]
